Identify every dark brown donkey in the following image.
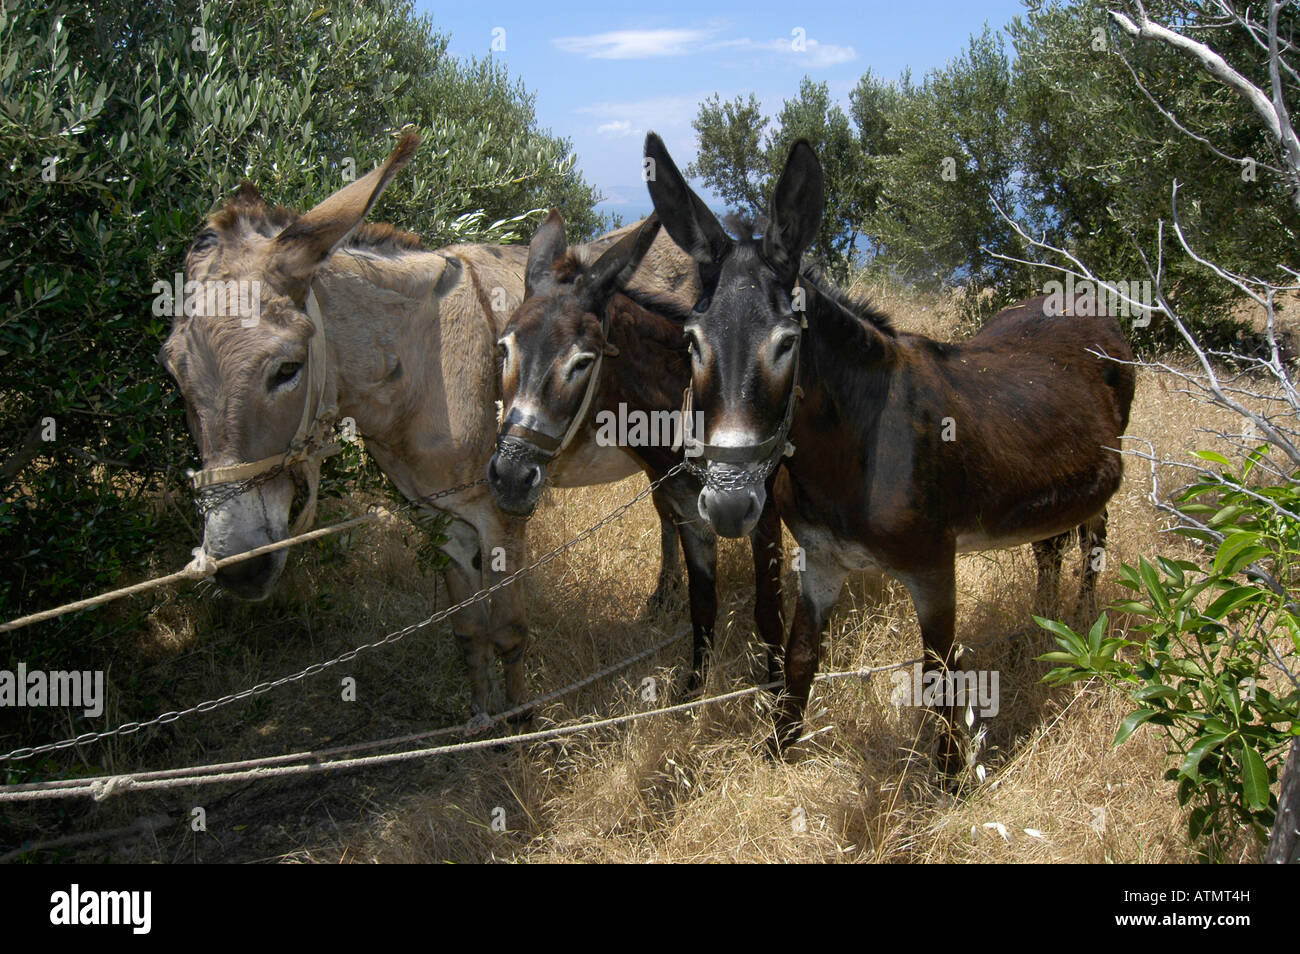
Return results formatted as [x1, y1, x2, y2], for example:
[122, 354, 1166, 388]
[487, 210, 784, 686]
[644, 132, 1135, 769]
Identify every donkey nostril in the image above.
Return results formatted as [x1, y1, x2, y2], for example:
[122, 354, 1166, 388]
[527, 466, 542, 488]
[488, 456, 500, 482]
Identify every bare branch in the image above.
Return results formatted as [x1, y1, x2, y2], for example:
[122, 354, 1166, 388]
[1111, 3, 1300, 210]
[1115, 42, 1285, 175]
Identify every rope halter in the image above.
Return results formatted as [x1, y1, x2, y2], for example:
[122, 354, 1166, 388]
[495, 308, 610, 462]
[186, 285, 342, 534]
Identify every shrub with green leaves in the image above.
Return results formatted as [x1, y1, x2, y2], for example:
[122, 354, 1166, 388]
[0, 0, 606, 666]
[1038, 448, 1300, 860]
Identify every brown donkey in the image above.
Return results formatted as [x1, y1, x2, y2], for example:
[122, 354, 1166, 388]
[644, 132, 1135, 769]
[159, 133, 686, 725]
[487, 210, 784, 685]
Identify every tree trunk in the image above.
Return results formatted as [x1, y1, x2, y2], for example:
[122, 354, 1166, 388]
[1265, 737, 1300, 863]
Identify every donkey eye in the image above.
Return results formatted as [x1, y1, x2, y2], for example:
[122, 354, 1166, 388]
[776, 336, 797, 357]
[569, 355, 594, 378]
[270, 361, 302, 388]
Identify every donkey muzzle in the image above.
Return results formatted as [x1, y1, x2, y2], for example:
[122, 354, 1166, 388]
[697, 483, 764, 538]
[488, 440, 546, 516]
[214, 551, 286, 601]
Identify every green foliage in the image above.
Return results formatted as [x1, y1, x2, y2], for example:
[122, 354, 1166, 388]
[1038, 449, 1300, 860]
[1009, 0, 1300, 351]
[766, 79, 871, 270]
[688, 79, 872, 275]
[863, 29, 1033, 296]
[690, 92, 769, 213]
[0, 0, 603, 661]
[688, 2, 1299, 347]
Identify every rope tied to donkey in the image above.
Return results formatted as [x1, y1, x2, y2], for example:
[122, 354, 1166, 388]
[0, 507, 396, 633]
[0, 469, 493, 634]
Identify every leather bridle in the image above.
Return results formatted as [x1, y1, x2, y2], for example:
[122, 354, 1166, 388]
[680, 284, 805, 490]
[496, 307, 610, 462]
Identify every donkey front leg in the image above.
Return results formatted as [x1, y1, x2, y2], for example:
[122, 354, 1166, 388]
[897, 560, 962, 776]
[647, 489, 683, 612]
[772, 547, 848, 756]
[750, 494, 785, 685]
[440, 516, 495, 728]
[476, 509, 534, 725]
[676, 520, 719, 691]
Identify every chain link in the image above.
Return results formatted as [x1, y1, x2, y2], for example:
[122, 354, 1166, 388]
[192, 462, 291, 516]
[684, 455, 783, 491]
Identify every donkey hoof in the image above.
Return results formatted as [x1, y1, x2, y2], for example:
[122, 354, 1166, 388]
[935, 747, 966, 785]
[764, 726, 801, 762]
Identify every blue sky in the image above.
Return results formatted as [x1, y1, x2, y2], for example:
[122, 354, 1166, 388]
[415, 0, 1028, 220]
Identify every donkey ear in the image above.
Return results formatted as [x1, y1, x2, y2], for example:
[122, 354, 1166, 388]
[763, 139, 823, 280]
[270, 130, 420, 287]
[576, 213, 661, 314]
[525, 209, 568, 296]
[644, 132, 728, 266]
[232, 181, 266, 211]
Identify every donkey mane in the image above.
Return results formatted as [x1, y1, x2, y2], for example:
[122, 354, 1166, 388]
[799, 267, 895, 338]
[721, 212, 768, 242]
[619, 286, 695, 326]
[552, 249, 696, 327]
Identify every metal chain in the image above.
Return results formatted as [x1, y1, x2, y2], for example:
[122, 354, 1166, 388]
[192, 462, 290, 516]
[684, 455, 784, 490]
[195, 450, 486, 520]
[0, 626, 692, 797]
[0, 462, 684, 763]
[404, 477, 489, 510]
[0, 629, 1050, 802]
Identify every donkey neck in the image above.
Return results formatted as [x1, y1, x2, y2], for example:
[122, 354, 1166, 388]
[311, 246, 458, 448]
[796, 284, 898, 440]
[595, 292, 691, 418]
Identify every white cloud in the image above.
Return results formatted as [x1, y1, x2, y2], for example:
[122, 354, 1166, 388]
[596, 120, 638, 137]
[554, 28, 714, 59]
[598, 188, 635, 207]
[709, 36, 857, 68]
[577, 94, 704, 137]
[554, 25, 855, 67]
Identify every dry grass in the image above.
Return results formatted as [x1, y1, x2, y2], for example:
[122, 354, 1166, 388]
[321, 347, 1230, 865]
[2, 285, 1288, 864]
